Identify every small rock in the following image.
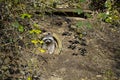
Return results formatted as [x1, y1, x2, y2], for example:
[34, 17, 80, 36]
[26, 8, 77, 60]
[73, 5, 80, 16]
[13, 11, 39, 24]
[49, 76, 63, 80]
[64, 17, 71, 24]
[68, 45, 76, 50]
[80, 42, 87, 46]
[68, 40, 73, 43]
[62, 32, 71, 36]
[96, 75, 102, 78]
[72, 40, 79, 44]
[82, 32, 87, 36]
[68, 25, 76, 31]
[79, 48, 87, 56]
[4, 57, 10, 64]
[72, 53, 78, 56]
[32, 76, 40, 80]
[20, 71, 25, 75]
[9, 68, 14, 74]
[70, 25, 76, 29]
[69, 40, 79, 44]
[15, 69, 20, 74]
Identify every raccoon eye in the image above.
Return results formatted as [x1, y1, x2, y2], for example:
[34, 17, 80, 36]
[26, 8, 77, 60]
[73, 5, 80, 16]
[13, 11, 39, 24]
[44, 39, 52, 43]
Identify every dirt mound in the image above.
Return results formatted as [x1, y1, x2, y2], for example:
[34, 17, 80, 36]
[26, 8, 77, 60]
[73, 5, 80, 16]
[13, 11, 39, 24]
[1, 14, 120, 80]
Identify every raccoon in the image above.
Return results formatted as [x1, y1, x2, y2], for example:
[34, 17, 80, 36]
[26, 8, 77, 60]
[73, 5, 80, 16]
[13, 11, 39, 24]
[42, 33, 56, 54]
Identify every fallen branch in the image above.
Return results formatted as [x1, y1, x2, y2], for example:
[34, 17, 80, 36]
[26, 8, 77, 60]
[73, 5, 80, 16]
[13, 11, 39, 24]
[47, 8, 93, 13]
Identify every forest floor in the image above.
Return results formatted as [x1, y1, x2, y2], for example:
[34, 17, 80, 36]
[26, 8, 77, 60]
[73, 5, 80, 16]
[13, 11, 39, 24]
[1, 14, 120, 80]
[0, 1, 120, 80]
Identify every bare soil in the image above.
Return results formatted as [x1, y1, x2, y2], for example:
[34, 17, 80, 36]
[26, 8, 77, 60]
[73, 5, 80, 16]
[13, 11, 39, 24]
[0, 14, 120, 80]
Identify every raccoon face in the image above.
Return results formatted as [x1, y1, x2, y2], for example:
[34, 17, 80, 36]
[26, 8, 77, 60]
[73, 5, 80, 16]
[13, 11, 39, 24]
[42, 34, 55, 45]
[43, 39, 53, 45]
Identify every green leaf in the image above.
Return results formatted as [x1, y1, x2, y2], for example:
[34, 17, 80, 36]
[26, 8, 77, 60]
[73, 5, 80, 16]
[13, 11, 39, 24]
[76, 21, 92, 29]
[27, 77, 32, 80]
[38, 40, 44, 44]
[21, 13, 32, 19]
[0, 0, 3, 2]
[105, 17, 112, 23]
[12, 21, 20, 28]
[29, 29, 41, 34]
[98, 13, 108, 20]
[76, 21, 83, 28]
[18, 25, 24, 32]
[86, 22, 92, 29]
[33, 23, 39, 27]
[39, 48, 46, 53]
[75, 9, 83, 15]
[12, 21, 24, 32]
[79, 0, 86, 2]
[31, 40, 39, 44]
[14, 0, 19, 4]
[105, 0, 112, 9]
[85, 13, 92, 18]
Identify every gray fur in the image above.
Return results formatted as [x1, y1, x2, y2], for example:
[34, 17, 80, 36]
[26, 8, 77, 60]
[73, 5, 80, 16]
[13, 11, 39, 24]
[42, 33, 56, 54]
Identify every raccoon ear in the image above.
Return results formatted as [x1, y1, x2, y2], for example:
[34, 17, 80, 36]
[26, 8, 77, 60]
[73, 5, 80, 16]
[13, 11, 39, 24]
[43, 32, 52, 36]
[47, 32, 51, 35]
[47, 32, 53, 35]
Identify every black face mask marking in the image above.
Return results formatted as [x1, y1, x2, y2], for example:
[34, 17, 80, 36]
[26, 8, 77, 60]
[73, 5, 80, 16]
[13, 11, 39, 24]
[44, 39, 53, 45]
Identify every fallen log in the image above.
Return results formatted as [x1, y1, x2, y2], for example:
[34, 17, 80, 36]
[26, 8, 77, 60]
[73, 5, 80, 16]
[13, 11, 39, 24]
[47, 8, 93, 13]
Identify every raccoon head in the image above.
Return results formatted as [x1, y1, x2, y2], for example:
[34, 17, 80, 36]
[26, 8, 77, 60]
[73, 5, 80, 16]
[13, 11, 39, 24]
[42, 32, 55, 45]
